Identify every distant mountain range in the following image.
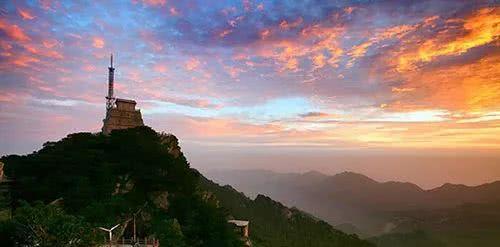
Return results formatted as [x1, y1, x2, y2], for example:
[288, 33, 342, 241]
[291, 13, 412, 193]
[205, 169, 500, 241]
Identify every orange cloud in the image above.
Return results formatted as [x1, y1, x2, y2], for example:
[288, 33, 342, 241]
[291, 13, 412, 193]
[260, 29, 271, 39]
[185, 57, 201, 71]
[92, 37, 105, 48]
[23, 43, 64, 59]
[0, 91, 18, 103]
[153, 63, 168, 73]
[83, 64, 96, 72]
[396, 7, 499, 72]
[391, 87, 415, 93]
[279, 17, 303, 30]
[219, 29, 233, 38]
[140, 0, 166, 7]
[0, 19, 31, 42]
[18, 8, 36, 20]
[251, 24, 344, 71]
[312, 53, 326, 70]
[349, 120, 500, 149]
[42, 39, 59, 49]
[12, 55, 40, 67]
[386, 53, 500, 112]
[370, 8, 500, 114]
[39, 0, 56, 10]
[224, 65, 245, 78]
[184, 118, 282, 138]
[348, 24, 418, 67]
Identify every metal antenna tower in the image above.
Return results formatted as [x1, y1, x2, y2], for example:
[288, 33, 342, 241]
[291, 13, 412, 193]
[106, 54, 115, 111]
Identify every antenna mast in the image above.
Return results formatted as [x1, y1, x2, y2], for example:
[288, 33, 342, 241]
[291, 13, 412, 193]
[106, 54, 115, 111]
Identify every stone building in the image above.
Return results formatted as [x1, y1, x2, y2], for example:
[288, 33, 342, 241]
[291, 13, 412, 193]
[102, 98, 144, 134]
[228, 220, 251, 246]
[101, 55, 144, 134]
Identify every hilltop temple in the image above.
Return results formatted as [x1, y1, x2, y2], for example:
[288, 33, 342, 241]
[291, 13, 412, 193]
[102, 55, 144, 134]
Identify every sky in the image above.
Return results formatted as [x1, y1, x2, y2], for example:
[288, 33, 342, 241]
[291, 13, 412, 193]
[0, 0, 499, 188]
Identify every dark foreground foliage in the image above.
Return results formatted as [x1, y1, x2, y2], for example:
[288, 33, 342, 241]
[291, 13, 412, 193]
[1, 126, 242, 246]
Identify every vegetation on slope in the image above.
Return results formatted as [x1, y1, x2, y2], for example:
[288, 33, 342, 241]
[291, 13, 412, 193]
[374, 201, 500, 247]
[0, 126, 242, 246]
[200, 177, 374, 247]
[370, 230, 445, 247]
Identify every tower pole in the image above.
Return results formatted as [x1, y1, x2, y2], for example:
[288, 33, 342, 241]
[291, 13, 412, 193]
[106, 54, 115, 110]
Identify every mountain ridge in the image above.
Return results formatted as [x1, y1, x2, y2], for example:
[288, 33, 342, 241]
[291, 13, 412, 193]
[205, 168, 500, 236]
[207, 168, 500, 192]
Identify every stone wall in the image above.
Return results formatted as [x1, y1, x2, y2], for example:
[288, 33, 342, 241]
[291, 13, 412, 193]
[102, 103, 144, 134]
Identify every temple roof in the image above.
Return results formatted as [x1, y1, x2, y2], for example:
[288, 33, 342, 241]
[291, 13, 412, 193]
[228, 220, 249, 227]
[115, 98, 136, 104]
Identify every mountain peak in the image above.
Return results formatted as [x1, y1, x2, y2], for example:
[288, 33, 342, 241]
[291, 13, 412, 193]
[323, 171, 378, 188]
[333, 171, 377, 182]
[301, 170, 327, 178]
[431, 183, 469, 192]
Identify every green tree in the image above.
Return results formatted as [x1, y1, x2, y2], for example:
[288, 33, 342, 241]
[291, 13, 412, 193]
[152, 218, 186, 247]
[2, 126, 243, 246]
[6, 201, 98, 247]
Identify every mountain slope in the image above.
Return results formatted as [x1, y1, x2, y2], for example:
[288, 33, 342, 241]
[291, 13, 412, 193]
[200, 176, 374, 247]
[206, 169, 500, 236]
[1, 127, 244, 246]
[382, 200, 500, 247]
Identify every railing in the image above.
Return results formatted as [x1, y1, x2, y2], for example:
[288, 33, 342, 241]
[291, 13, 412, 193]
[101, 238, 159, 247]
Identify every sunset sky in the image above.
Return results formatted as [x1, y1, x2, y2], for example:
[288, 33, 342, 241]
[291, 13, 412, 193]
[1, 0, 499, 188]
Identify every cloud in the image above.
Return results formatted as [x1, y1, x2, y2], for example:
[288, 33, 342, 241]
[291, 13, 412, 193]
[0, 91, 20, 103]
[138, 0, 167, 7]
[391, 87, 415, 93]
[169, 7, 179, 16]
[347, 24, 419, 67]
[185, 57, 201, 71]
[153, 63, 168, 73]
[224, 65, 245, 78]
[244, 21, 345, 72]
[92, 37, 105, 48]
[18, 8, 36, 20]
[139, 30, 164, 51]
[39, 0, 57, 11]
[0, 19, 31, 41]
[159, 96, 222, 109]
[457, 112, 500, 123]
[11, 55, 40, 67]
[299, 112, 330, 118]
[385, 51, 500, 112]
[219, 29, 233, 38]
[182, 117, 282, 138]
[395, 7, 499, 72]
[279, 17, 303, 30]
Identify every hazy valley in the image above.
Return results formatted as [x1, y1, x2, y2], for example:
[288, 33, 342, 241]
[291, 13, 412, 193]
[207, 169, 500, 246]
